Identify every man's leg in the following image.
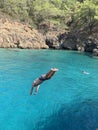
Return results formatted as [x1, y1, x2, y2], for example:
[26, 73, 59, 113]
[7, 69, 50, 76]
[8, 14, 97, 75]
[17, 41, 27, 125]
[34, 85, 40, 95]
[30, 84, 35, 95]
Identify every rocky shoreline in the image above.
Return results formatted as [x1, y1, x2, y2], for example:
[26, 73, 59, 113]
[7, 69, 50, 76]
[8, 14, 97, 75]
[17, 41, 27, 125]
[45, 29, 98, 56]
[0, 18, 98, 56]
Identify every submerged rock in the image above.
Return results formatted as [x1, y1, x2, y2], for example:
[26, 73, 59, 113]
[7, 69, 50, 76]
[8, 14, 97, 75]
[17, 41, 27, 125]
[93, 48, 98, 56]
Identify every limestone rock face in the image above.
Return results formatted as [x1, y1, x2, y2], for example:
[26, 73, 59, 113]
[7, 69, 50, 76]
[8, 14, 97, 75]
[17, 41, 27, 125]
[45, 30, 66, 49]
[0, 17, 98, 57]
[58, 31, 98, 54]
[0, 18, 48, 49]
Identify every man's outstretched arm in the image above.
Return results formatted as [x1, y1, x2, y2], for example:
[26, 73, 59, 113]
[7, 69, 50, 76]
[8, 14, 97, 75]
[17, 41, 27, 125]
[45, 68, 58, 79]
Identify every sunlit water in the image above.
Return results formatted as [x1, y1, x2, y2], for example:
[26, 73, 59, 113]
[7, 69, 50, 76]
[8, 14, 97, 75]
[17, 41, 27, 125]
[0, 48, 98, 130]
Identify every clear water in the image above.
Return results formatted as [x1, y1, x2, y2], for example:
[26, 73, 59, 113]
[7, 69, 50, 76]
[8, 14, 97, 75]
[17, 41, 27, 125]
[0, 49, 98, 130]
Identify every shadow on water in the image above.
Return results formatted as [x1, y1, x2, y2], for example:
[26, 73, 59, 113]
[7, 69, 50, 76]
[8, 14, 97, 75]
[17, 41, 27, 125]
[34, 99, 98, 130]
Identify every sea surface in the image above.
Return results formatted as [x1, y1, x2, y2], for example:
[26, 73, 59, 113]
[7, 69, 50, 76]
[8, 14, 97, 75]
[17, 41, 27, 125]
[0, 48, 98, 130]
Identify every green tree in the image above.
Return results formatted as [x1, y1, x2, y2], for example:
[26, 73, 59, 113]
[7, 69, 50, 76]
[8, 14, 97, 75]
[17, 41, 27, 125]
[0, 0, 28, 21]
[28, 0, 63, 28]
[0, 0, 5, 8]
[72, 0, 98, 32]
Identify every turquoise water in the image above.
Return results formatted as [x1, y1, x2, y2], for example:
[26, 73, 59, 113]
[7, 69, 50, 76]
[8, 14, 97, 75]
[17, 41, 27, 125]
[0, 49, 98, 130]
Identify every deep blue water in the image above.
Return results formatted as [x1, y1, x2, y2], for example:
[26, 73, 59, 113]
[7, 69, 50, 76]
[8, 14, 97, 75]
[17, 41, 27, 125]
[0, 48, 98, 130]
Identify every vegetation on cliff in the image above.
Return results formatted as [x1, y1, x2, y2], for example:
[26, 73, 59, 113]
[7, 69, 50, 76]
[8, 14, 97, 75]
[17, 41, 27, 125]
[0, 0, 98, 33]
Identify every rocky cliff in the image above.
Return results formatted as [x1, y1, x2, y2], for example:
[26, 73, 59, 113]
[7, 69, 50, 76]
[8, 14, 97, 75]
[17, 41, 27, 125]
[0, 17, 98, 56]
[0, 18, 48, 49]
[45, 29, 98, 56]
